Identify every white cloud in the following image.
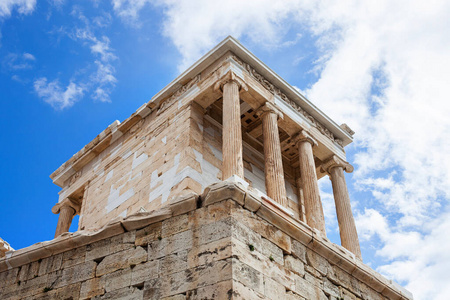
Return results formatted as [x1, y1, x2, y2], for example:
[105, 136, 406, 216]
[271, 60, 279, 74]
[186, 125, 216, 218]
[356, 209, 450, 300]
[0, 0, 35, 18]
[34, 78, 84, 110]
[90, 36, 117, 62]
[2, 52, 36, 70]
[91, 60, 117, 102]
[119, 0, 450, 298]
[36, 10, 118, 108]
[22, 52, 35, 60]
[112, 0, 151, 24]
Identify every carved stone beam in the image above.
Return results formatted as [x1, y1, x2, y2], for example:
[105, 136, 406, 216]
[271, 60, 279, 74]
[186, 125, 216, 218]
[255, 102, 287, 207]
[293, 130, 326, 235]
[322, 155, 361, 259]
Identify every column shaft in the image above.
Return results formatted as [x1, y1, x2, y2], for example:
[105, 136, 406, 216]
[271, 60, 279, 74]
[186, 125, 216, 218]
[261, 111, 287, 207]
[54, 206, 75, 238]
[329, 166, 362, 259]
[295, 173, 306, 223]
[222, 81, 244, 179]
[298, 140, 326, 234]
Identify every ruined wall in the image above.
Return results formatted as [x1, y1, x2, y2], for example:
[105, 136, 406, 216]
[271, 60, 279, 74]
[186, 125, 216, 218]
[0, 182, 411, 300]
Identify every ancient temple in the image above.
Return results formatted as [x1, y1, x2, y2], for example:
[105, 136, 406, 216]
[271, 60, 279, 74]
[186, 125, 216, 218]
[0, 37, 412, 299]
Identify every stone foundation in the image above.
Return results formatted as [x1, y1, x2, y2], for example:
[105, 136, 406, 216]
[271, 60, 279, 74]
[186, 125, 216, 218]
[0, 181, 412, 299]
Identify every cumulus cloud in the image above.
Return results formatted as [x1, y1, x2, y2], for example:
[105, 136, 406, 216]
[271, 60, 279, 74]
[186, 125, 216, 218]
[34, 78, 84, 109]
[356, 209, 450, 299]
[116, 0, 450, 298]
[0, 0, 35, 18]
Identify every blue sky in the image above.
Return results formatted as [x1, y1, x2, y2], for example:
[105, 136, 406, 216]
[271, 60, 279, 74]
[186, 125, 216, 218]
[1, 1, 450, 299]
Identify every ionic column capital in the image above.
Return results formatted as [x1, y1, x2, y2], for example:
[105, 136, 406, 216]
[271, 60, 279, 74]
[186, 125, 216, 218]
[255, 102, 284, 120]
[321, 155, 354, 174]
[214, 70, 248, 93]
[292, 130, 317, 147]
[52, 198, 81, 215]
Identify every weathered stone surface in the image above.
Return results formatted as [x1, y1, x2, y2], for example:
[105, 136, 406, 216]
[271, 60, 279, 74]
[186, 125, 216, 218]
[295, 274, 327, 300]
[0, 267, 19, 286]
[186, 280, 233, 300]
[198, 217, 233, 245]
[80, 277, 105, 299]
[143, 278, 161, 300]
[232, 279, 265, 299]
[232, 207, 292, 254]
[86, 238, 111, 261]
[103, 268, 132, 292]
[110, 231, 135, 253]
[0, 186, 411, 300]
[160, 250, 188, 276]
[260, 237, 284, 265]
[135, 222, 162, 247]
[306, 248, 331, 277]
[291, 239, 307, 263]
[96, 246, 147, 277]
[162, 214, 189, 238]
[33, 282, 81, 300]
[96, 285, 144, 300]
[203, 181, 246, 207]
[187, 237, 232, 267]
[54, 260, 97, 289]
[232, 258, 263, 293]
[38, 253, 63, 276]
[148, 230, 193, 260]
[284, 255, 305, 277]
[160, 258, 233, 298]
[131, 260, 159, 285]
[169, 191, 198, 217]
[264, 275, 285, 299]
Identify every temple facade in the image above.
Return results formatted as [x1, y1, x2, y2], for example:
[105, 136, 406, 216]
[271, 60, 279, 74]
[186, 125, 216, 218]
[0, 37, 412, 299]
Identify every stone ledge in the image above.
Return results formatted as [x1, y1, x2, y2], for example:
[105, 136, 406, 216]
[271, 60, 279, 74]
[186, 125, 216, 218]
[0, 205, 176, 272]
[200, 181, 413, 300]
[0, 182, 412, 299]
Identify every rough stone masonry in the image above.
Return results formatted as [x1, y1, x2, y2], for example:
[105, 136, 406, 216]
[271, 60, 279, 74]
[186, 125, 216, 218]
[0, 36, 413, 299]
[0, 182, 412, 299]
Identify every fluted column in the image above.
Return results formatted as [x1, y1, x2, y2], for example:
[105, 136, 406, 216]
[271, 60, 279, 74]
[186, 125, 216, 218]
[256, 102, 287, 207]
[323, 156, 362, 259]
[52, 198, 80, 238]
[294, 130, 326, 234]
[214, 71, 248, 180]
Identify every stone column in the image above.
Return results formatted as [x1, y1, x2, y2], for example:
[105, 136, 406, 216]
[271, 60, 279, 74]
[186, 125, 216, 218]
[214, 71, 248, 180]
[295, 171, 306, 223]
[52, 198, 80, 238]
[323, 156, 362, 259]
[294, 130, 326, 234]
[256, 102, 287, 207]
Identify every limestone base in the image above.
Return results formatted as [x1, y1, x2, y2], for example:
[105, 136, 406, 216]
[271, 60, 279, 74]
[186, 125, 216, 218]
[0, 182, 412, 299]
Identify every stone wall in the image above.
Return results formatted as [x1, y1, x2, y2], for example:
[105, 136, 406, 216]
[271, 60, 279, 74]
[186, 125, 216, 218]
[0, 181, 411, 299]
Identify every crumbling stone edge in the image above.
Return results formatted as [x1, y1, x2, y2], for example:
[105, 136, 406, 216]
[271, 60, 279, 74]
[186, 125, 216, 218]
[0, 180, 412, 300]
